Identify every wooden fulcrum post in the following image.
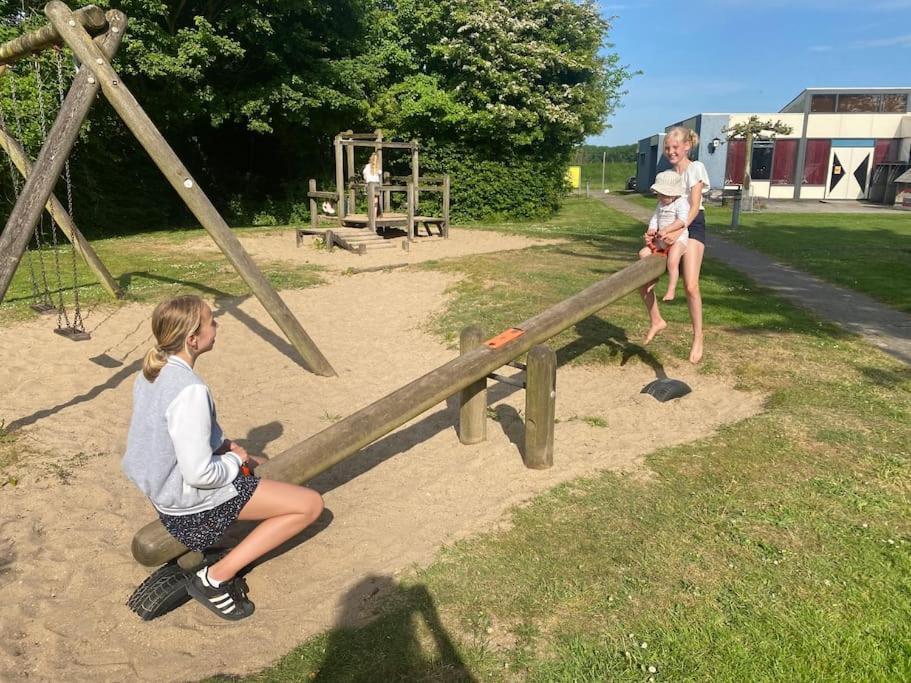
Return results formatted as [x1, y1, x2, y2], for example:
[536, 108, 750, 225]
[458, 325, 487, 444]
[523, 344, 556, 469]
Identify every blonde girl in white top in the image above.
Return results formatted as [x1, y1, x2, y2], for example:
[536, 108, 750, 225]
[640, 126, 710, 363]
[362, 152, 382, 215]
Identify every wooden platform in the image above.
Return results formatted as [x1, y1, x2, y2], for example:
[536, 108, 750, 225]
[296, 213, 448, 255]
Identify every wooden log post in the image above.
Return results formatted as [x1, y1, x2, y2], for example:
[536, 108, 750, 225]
[406, 181, 415, 240]
[334, 136, 345, 218]
[442, 174, 451, 238]
[0, 124, 122, 299]
[458, 325, 487, 444]
[411, 144, 420, 210]
[47, 1, 336, 378]
[308, 178, 317, 231]
[382, 171, 391, 215]
[346, 142, 356, 213]
[0, 4, 106, 65]
[367, 181, 377, 234]
[132, 255, 667, 566]
[0, 8, 125, 303]
[523, 344, 556, 469]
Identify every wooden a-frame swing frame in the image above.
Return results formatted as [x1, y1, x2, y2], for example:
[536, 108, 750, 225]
[0, 2, 336, 377]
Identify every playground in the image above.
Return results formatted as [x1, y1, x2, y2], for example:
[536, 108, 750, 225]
[1, 3, 909, 681]
[0, 217, 765, 680]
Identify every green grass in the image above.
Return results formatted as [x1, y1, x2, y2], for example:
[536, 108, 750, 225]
[212, 198, 910, 682]
[577, 161, 636, 191]
[621, 194, 911, 313]
[0, 225, 326, 325]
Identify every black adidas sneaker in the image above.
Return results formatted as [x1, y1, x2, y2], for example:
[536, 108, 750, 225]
[186, 570, 255, 621]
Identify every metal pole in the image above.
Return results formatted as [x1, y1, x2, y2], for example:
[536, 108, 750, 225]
[601, 151, 606, 190]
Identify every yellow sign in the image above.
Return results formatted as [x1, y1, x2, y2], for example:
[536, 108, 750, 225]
[566, 165, 581, 189]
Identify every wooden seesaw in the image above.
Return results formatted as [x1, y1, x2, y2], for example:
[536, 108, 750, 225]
[126, 254, 668, 619]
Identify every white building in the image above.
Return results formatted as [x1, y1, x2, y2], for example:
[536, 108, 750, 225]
[636, 87, 911, 200]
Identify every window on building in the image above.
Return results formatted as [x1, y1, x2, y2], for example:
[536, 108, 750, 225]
[836, 94, 881, 112]
[771, 139, 798, 185]
[803, 139, 831, 185]
[874, 139, 900, 166]
[725, 139, 745, 184]
[751, 140, 774, 181]
[810, 94, 836, 112]
[882, 94, 908, 112]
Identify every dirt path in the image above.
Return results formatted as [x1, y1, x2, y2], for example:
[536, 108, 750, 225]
[598, 193, 911, 365]
[0, 229, 764, 681]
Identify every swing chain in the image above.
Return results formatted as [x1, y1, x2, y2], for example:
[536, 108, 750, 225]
[55, 47, 84, 333]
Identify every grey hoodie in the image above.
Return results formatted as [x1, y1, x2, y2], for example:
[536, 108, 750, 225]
[122, 356, 242, 515]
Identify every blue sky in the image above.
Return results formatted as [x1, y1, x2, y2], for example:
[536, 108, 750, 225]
[589, 0, 911, 146]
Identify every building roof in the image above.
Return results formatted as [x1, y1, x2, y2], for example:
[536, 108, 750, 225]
[780, 87, 911, 113]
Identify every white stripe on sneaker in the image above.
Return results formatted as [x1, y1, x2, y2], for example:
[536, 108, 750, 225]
[209, 593, 229, 602]
[214, 597, 234, 610]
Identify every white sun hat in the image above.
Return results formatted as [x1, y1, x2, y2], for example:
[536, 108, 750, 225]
[650, 170, 685, 197]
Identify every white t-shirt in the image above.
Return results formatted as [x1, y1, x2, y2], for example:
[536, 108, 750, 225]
[648, 196, 690, 248]
[680, 161, 710, 211]
[362, 163, 381, 185]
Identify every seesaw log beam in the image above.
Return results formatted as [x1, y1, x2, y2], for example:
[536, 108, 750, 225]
[132, 255, 667, 567]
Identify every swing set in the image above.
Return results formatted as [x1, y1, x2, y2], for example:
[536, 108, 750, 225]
[0, 3, 336, 376]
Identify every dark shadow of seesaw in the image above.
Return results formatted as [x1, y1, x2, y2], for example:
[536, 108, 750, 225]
[309, 316, 665, 496]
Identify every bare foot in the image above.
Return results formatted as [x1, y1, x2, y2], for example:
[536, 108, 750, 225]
[644, 320, 667, 344]
[689, 335, 703, 363]
[662, 291, 676, 302]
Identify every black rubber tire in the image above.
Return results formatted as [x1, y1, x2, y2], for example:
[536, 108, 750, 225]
[126, 561, 191, 621]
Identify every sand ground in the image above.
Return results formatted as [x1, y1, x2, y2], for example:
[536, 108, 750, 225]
[0, 228, 764, 681]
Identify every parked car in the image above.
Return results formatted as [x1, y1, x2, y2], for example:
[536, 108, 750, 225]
[625, 176, 637, 191]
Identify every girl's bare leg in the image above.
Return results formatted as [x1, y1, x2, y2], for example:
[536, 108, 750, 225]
[208, 480, 324, 582]
[682, 240, 705, 363]
[640, 281, 666, 344]
[662, 242, 686, 302]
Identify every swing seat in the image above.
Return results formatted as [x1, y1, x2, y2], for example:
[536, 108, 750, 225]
[54, 326, 90, 341]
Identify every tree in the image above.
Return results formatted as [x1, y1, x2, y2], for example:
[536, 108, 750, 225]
[723, 115, 793, 196]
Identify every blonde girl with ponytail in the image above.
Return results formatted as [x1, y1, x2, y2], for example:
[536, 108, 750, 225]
[124, 295, 324, 621]
[641, 126, 711, 363]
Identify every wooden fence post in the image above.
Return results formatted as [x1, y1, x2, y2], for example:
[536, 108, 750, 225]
[406, 181, 415, 240]
[334, 136, 345, 218]
[459, 325, 487, 444]
[308, 178, 317, 231]
[523, 344, 556, 469]
[442, 174, 450, 238]
[367, 181, 377, 233]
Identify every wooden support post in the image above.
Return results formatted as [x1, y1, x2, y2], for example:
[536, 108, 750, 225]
[0, 8, 125, 303]
[0, 4, 106, 65]
[0, 124, 122, 299]
[47, 1, 336, 377]
[406, 181, 415, 240]
[523, 344, 556, 469]
[367, 181, 377, 234]
[308, 178, 317, 231]
[412, 144, 420, 210]
[334, 136, 345, 218]
[459, 325, 487, 444]
[376, 129, 384, 208]
[442, 174, 450, 238]
[132, 255, 667, 566]
[382, 171, 391, 214]
[346, 142, 356, 212]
